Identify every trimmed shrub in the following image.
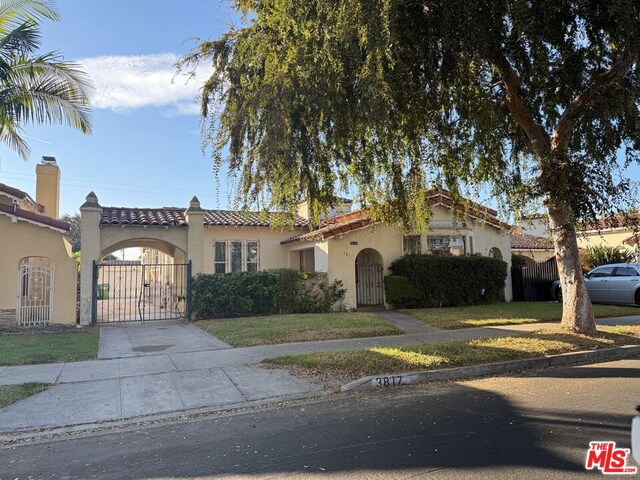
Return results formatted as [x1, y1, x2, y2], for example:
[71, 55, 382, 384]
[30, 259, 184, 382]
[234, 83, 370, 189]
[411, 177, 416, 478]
[191, 269, 346, 319]
[387, 254, 508, 308]
[384, 276, 423, 307]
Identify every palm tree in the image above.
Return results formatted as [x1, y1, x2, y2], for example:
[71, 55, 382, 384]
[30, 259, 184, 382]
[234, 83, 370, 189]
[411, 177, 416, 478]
[0, 0, 92, 159]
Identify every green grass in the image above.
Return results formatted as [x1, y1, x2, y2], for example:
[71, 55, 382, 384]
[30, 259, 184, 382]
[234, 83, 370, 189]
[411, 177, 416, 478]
[0, 383, 50, 408]
[0, 330, 99, 366]
[402, 302, 640, 330]
[196, 312, 403, 347]
[263, 325, 640, 381]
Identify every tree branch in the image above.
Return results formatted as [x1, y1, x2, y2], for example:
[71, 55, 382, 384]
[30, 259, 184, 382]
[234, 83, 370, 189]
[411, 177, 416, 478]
[490, 56, 551, 158]
[552, 48, 637, 151]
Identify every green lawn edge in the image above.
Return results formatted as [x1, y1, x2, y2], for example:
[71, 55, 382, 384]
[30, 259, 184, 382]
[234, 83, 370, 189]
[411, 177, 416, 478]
[0, 383, 50, 408]
[195, 312, 403, 347]
[262, 325, 640, 381]
[0, 330, 100, 366]
[401, 302, 640, 330]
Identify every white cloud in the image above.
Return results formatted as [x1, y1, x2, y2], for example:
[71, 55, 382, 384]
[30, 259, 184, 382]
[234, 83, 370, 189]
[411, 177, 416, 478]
[78, 53, 212, 115]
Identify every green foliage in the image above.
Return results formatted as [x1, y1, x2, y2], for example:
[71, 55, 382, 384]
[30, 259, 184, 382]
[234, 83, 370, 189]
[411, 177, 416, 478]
[384, 276, 423, 308]
[181, 0, 640, 229]
[581, 245, 636, 272]
[0, 0, 92, 160]
[191, 269, 346, 319]
[511, 254, 532, 269]
[61, 213, 81, 252]
[386, 255, 508, 308]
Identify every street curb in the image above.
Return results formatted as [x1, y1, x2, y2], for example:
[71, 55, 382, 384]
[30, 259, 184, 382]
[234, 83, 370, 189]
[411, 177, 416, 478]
[340, 344, 640, 392]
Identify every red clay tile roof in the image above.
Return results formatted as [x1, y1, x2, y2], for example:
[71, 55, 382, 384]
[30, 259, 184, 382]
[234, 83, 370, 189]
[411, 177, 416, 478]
[0, 183, 44, 212]
[100, 207, 309, 228]
[580, 214, 636, 232]
[283, 190, 508, 244]
[0, 203, 70, 231]
[281, 210, 373, 244]
[510, 232, 554, 250]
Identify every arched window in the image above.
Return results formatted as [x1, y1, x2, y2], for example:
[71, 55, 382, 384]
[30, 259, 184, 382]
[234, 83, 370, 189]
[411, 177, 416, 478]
[488, 247, 503, 260]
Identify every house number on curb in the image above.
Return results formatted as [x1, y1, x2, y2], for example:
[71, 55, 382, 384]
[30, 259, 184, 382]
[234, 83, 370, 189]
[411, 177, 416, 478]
[372, 375, 403, 387]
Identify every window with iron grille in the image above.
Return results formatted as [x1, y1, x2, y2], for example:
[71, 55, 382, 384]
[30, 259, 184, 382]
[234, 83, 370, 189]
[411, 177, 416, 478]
[403, 235, 421, 255]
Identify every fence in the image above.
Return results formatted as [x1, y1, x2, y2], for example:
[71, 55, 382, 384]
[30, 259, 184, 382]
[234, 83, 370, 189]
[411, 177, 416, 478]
[511, 257, 559, 301]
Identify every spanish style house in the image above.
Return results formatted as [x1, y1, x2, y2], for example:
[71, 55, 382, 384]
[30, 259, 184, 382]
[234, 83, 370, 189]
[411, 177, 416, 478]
[79, 189, 512, 325]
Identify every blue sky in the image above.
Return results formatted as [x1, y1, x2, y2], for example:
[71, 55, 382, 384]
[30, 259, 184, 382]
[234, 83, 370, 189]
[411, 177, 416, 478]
[1, 1, 639, 222]
[0, 0, 238, 216]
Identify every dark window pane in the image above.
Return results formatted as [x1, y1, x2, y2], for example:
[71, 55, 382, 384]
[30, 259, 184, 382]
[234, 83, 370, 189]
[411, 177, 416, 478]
[231, 241, 242, 273]
[247, 242, 259, 271]
[214, 241, 226, 274]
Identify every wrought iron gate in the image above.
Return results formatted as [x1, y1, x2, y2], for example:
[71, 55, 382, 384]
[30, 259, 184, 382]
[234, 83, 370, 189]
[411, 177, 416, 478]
[17, 257, 54, 326]
[356, 264, 384, 305]
[92, 261, 191, 323]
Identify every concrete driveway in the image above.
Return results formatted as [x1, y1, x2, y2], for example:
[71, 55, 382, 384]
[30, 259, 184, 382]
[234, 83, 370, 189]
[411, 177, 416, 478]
[0, 321, 324, 434]
[98, 320, 232, 358]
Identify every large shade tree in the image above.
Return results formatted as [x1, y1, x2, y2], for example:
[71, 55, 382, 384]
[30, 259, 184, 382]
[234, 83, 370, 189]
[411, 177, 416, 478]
[0, 0, 92, 159]
[182, 0, 640, 335]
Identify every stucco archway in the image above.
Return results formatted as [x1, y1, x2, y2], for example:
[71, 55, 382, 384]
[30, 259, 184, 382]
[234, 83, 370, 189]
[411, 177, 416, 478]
[355, 248, 384, 306]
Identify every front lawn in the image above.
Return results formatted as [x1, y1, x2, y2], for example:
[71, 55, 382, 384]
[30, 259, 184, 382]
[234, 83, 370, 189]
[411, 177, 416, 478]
[0, 383, 50, 408]
[195, 312, 403, 347]
[402, 302, 639, 330]
[0, 329, 99, 366]
[263, 325, 640, 382]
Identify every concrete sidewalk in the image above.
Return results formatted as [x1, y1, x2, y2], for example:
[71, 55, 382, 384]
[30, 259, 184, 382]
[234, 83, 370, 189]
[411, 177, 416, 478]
[0, 315, 638, 435]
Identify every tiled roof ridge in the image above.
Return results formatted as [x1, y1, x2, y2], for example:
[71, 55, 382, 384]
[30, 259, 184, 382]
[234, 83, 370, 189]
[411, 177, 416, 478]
[0, 203, 70, 231]
[99, 205, 309, 228]
[510, 231, 554, 250]
[0, 183, 44, 212]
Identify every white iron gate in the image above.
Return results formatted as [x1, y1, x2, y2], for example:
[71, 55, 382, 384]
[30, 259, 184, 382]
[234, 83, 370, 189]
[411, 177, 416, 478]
[16, 257, 54, 326]
[356, 264, 384, 306]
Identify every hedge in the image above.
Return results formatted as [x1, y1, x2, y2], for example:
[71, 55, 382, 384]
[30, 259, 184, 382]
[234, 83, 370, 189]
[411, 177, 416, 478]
[386, 254, 508, 308]
[191, 269, 345, 319]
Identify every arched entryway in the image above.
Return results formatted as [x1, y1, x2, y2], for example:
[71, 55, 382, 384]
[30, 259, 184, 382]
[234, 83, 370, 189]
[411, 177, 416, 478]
[355, 248, 384, 306]
[17, 257, 54, 326]
[95, 240, 189, 323]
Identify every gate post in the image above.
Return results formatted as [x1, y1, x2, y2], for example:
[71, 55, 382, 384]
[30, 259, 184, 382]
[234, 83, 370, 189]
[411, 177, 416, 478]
[185, 197, 205, 276]
[79, 192, 102, 325]
[186, 260, 192, 321]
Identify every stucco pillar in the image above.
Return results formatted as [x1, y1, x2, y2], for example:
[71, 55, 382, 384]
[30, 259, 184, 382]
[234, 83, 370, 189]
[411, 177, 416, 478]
[79, 192, 101, 325]
[185, 196, 205, 276]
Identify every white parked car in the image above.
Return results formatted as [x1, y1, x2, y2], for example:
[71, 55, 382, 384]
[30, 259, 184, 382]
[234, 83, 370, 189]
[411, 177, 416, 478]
[552, 263, 640, 305]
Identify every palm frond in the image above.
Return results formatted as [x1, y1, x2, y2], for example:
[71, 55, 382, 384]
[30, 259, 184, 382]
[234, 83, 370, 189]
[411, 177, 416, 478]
[0, 0, 57, 35]
[0, 116, 30, 159]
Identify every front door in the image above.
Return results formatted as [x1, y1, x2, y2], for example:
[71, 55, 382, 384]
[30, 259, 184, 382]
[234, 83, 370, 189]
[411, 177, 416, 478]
[356, 262, 384, 305]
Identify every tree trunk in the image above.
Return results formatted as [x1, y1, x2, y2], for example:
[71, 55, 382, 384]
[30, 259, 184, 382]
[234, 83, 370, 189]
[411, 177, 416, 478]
[546, 197, 596, 335]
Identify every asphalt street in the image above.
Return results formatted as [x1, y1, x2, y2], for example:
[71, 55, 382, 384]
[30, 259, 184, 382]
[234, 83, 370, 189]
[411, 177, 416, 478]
[1, 358, 639, 479]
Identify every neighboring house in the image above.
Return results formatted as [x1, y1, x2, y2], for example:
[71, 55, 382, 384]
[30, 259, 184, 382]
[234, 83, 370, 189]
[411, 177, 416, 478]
[510, 230, 555, 264]
[517, 213, 639, 260]
[0, 158, 77, 326]
[79, 188, 512, 324]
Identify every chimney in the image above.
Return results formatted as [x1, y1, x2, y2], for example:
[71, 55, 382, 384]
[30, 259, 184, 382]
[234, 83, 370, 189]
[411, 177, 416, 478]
[35, 156, 61, 219]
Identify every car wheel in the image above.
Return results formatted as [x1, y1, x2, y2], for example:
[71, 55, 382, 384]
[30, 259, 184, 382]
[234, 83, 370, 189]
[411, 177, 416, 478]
[635, 290, 640, 306]
[556, 286, 563, 302]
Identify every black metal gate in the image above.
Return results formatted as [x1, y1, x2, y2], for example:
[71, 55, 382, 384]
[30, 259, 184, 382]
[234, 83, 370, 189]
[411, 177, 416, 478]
[512, 257, 559, 301]
[92, 261, 191, 323]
